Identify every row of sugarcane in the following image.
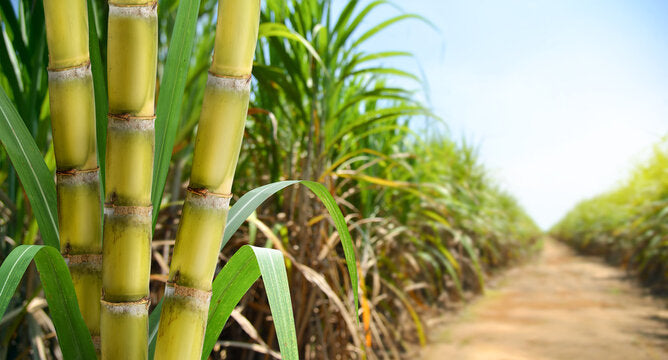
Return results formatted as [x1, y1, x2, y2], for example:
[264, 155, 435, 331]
[42, 0, 259, 358]
[552, 141, 668, 289]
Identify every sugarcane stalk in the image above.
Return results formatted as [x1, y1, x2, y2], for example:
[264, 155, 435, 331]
[101, 1, 157, 359]
[153, 1, 260, 358]
[42, 0, 102, 350]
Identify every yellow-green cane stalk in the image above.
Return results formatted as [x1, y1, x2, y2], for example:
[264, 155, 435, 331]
[43, 0, 102, 348]
[101, 1, 157, 359]
[154, 1, 260, 358]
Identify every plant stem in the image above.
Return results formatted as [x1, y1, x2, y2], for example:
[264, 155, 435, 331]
[154, 1, 260, 358]
[101, 1, 157, 359]
[42, 0, 102, 350]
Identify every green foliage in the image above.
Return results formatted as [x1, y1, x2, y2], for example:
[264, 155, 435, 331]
[0, 86, 58, 249]
[0, 0, 53, 250]
[87, 0, 108, 185]
[152, 0, 202, 226]
[0, 0, 540, 358]
[219, 180, 358, 314]
[0, 245, 96, 359]
[148, 179, 360, 359]
[552, 139, 668, 289]
[149, 245, 299, 360]
[202, 245, 296, 360]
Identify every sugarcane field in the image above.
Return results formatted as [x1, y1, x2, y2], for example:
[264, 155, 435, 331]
[1, 0, 668, 359]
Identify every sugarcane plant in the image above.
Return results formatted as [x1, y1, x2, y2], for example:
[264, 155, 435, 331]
[552, 139, 668, 289]
[0, 0, 359, 358]
[101, 0, 158, 358]
[42, 0, 102, 349]
[153, 0, 259, 358]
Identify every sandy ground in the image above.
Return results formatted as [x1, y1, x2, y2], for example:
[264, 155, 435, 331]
[421, 239, 668, 360]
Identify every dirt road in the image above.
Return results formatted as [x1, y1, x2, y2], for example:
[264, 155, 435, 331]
[421, 239, 668, 360]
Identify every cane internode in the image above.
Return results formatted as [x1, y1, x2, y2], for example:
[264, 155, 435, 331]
[42, 0, 103, 345]
[153, 1, 261, 359]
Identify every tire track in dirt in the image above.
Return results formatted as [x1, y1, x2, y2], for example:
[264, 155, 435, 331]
[421, 239, 668, 360]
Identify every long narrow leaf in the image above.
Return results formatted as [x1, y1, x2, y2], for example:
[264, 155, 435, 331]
[201, 245, 297, 359]
[221, 180, 358, 317]
[259, 23, 326, 70]
[87, 0, 108, 189]
[147, 300, 163, 359]
[221, 181, 299, 248]
[0, 86, 58, 248]
[0, 245, 96, 359]
[147, 246, 298, 360]
[148, 182, 300, 356]
[148, 180, 359, 358]
[301, 180, 359, 316]
[152, 0, 202, 225]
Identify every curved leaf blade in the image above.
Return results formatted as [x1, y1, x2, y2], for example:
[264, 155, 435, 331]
[201, 245, 297, 359]
[259, 23, 326, 70]
[222, 180, 358, 317]
[0, 245, 96, 359]
[87, 0, 108, 188]
[222, 180, 299, 249]
[152, 0, 203, 226]
[150, 180, 359, 358]
[147, 299, 163, 359]
[150, 181, 299, 358]
[300, 180, 359, 316]
[0, 87, 59, 249]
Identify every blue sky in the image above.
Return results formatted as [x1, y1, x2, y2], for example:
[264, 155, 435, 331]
[344, 0, 668, 229]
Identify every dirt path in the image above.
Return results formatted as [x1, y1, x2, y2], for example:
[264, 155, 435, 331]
[421, 239, 668, 360]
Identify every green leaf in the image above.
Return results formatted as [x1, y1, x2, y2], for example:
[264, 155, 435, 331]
[300, 180, 359, 317]
[147, 246, 298, 360]
[460, 234, 485, 291]
[149, 180, 359, 358]
[0, 5, 25, 108]
[222, 181, 299, 248]
[259, 23, 327, 70]
[331, 0, 384, 56]
[355, 50, 412, 64]
[0, 245, 96, 359]
[346, 67, 420, 82]
[152, 0, 203, 226]
[221, 180, 358, 318]
[147, 299, 163, 359]
[430, 242, 463, 296]
[379, 277, 426, 347]
[201, 245, 297, 359]
[87, 0, 108, 190]
[0, 86, 58, 249]
[148, 181, 299, 357]
[0, 1, 29, 63]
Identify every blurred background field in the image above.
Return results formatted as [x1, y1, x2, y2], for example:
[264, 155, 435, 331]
[552, 139, 668, 293]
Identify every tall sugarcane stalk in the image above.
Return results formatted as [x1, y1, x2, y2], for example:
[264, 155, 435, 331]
[42, 0, 102, 349]
[153, 1, 260, 358]
[100, 1, 157, 358]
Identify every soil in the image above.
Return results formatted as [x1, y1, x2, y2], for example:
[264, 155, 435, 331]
[421, 239, 668, 360]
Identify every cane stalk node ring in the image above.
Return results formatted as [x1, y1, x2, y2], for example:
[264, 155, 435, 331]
[100, 297, 150, 316]
[206, 72, 252, 92]
[103, 204, 153, 218]
[65, 254, 103, 266]
[186, 187, 232, 209]
[47, 61, 92, 78]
